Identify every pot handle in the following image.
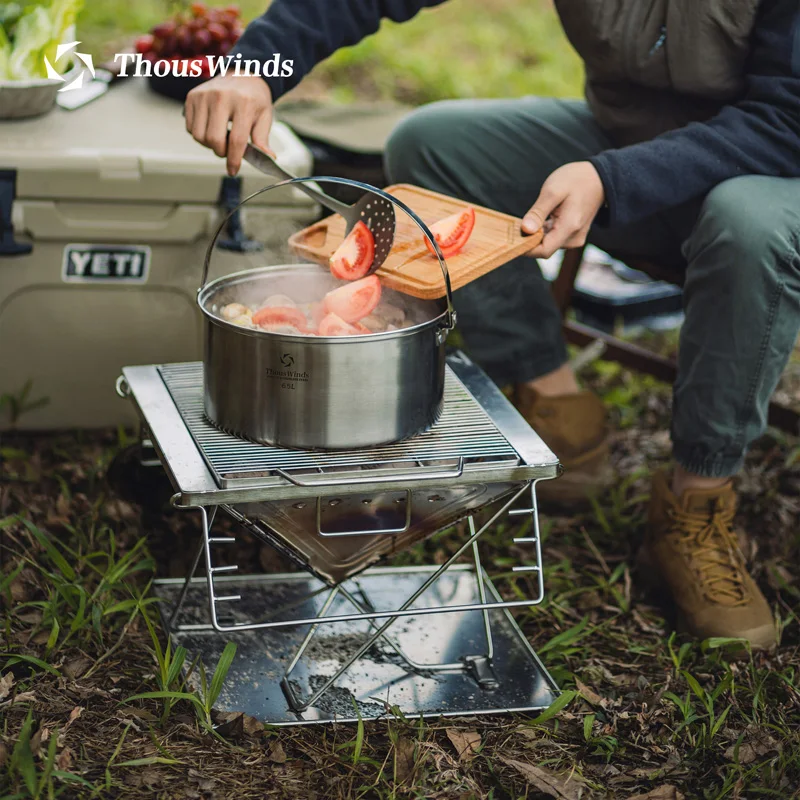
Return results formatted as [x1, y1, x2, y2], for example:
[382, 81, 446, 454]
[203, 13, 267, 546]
[200, 175, 457, 331]
[272, 457, 464, 488]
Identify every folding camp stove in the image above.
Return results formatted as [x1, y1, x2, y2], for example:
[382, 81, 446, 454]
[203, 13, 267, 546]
[117, 350, 561, 725]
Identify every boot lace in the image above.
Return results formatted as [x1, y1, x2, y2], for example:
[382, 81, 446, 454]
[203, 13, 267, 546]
[668, 499, 748, 606]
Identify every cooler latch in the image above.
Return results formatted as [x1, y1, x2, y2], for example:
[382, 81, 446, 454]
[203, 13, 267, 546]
[216, 175, 263, 253]
[0, 170, 32, 257]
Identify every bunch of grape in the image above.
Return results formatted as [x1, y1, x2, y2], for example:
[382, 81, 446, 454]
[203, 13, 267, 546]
[135, 3, 243, 75]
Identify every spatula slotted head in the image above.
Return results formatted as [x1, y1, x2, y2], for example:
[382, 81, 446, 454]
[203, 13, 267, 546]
[347, 193, 396, 273]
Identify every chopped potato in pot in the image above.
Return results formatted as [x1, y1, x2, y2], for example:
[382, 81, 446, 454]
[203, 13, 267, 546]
[221, 303, 252, 321]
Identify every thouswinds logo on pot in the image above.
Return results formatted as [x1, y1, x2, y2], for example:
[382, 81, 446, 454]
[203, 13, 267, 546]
[266, 360, 309, 382]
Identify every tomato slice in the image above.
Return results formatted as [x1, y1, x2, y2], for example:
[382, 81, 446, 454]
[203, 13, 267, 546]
[329, 221, 375, 280]
[424, 207, 476, 259]
[252, 306, 308, 330]
[322, 275, 382, 324]
[318, 312, 369, 337]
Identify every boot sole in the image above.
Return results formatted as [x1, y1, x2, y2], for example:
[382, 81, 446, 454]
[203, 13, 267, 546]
[636, 545, 776, 652]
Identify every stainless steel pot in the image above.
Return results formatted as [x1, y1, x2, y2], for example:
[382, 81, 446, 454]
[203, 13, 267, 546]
[197, 176, 457, 450]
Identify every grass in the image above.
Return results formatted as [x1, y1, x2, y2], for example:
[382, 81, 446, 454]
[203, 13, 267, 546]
[77, 0, 585, 104]
[2, 352, 799, 798]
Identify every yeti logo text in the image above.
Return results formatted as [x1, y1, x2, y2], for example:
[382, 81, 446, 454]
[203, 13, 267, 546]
[62, 245, 151, 284]
[44, 41, 94, 92]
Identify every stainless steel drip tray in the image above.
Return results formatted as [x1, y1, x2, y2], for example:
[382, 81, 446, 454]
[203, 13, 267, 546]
[153, 566, 559, 726]
[120, 350, 559, 506]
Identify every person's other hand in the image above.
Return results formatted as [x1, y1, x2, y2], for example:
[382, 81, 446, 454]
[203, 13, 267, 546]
[521, 162, 605, 258]
[185, 74, 275, 176]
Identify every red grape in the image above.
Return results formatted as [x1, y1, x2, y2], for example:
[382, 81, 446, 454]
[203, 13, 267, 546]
[193, 28, 212, 51]
[176, 25, 193, 54]
[206, 22, 227, 42]
[134, 34, 154, 54]
[143, 5, 243, 63]
[151, 20, 176, 38]
[160, 34, 177, 57]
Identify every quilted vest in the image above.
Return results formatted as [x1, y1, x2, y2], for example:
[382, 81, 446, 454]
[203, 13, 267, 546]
[553, 0, 763, 145]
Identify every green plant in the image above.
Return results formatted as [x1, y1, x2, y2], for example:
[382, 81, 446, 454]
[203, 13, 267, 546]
[140, 607, 190, 724]
[122, 640, 238, 730]
[663, 669, 734, 749]
[13, 516, 154, 655]
[0, 381, 49, 426]
[3, 711, 94, 798]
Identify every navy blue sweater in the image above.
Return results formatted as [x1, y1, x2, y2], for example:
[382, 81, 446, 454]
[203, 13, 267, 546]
[232, 0, 800, 228]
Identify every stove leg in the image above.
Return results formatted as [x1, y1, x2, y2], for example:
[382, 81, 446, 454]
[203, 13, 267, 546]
[336, 585, 464, 671]
[165, 501, 242, 634]
[280, 585, 342, 712]
[168, 536, 206, 632]
[327, 519, 498, 679]
[281, 485, 529, 712]
[471, 532, 495, 662]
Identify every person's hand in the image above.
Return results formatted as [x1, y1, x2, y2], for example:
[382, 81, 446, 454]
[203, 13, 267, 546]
[521, 162, 605, 258]
[185, 74, 275, 176]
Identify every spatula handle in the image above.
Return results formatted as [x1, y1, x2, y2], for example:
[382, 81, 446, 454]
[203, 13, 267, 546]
[243, 143, 351, 217]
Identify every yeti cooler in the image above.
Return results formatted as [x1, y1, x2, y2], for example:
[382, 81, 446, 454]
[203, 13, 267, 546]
[0, 78, 317, 430]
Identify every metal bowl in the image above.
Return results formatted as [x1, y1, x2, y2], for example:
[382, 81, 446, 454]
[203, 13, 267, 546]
[0, 62, 81, 120]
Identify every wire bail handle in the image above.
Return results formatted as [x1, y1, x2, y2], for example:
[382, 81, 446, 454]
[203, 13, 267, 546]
[199, 175, 457, 330]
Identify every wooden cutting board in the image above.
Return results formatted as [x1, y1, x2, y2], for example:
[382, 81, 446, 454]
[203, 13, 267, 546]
[287, 184, 544, 300]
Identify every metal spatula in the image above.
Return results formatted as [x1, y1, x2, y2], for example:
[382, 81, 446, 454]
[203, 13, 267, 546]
[244, 143, 396, 273]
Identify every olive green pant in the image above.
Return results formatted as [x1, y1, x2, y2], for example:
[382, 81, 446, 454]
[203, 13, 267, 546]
[384, 97, 800, 478]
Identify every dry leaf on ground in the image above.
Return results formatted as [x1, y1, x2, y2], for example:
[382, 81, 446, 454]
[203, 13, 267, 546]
[575, 678, 603, 706]
[269, 740, 287, 764]
[188, 767, 217, 792]
[63, 706, 83, 731]
[500, 756, 582, 800]
[56, 747, 73, 771]
[63, 656, 93, 680]
[394, 737, 416, 783]
[0, 673, 14, 702]
[724, 728, 782, 765]
[445, 729, 481, 762]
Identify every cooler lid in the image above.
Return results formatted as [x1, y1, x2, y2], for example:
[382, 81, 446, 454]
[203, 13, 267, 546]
[0, 78, 315, 207]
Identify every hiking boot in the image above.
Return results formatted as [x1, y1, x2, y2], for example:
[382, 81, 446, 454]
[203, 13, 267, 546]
[642, 470, 776, 650]
[513, 386, 614, 506]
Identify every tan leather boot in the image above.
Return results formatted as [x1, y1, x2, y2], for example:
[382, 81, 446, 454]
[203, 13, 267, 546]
[514, 386, 614, 505]
[642, 470, 776, 650]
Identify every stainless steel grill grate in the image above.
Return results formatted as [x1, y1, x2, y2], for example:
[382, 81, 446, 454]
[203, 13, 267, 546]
[158, 362, 521, 488]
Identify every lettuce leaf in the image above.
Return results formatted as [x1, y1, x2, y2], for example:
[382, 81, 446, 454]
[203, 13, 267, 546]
[0, 25, 10, 80]
[6, 0, 83, 80]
